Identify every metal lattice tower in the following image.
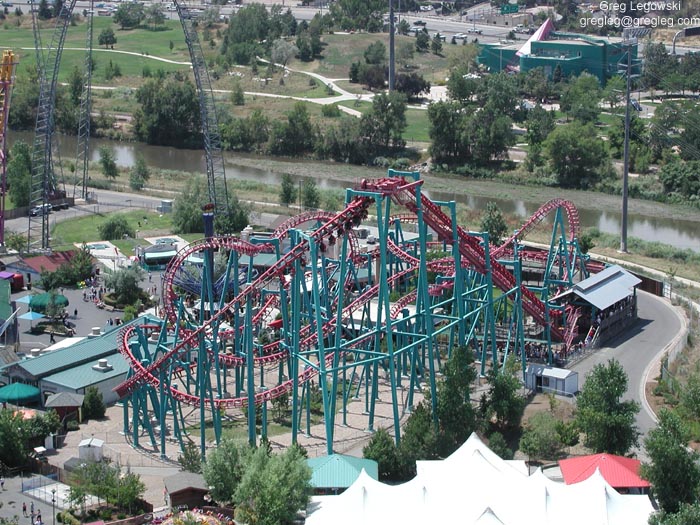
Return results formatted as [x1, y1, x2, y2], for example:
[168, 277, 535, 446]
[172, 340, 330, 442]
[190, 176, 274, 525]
[174, 0, 229, 215]
[29, 0, 77, 252]
[0, 51, 18, 247]
[74, 4, 94, 201]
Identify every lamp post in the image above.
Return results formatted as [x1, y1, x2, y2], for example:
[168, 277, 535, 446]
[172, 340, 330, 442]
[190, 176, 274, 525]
[51, 488, 56, 525]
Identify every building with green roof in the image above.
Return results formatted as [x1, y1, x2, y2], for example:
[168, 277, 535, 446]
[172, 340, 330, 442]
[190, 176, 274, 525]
[0, 314, 160, 407]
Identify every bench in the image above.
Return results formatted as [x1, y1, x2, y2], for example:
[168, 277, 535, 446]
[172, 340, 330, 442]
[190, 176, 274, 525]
[104, 305, 115, 312]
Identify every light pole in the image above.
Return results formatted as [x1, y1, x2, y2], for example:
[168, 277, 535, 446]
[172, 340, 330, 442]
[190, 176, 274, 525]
[51, 488, 56, 525]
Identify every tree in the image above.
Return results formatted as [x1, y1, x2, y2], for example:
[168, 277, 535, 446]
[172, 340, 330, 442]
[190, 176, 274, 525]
[271, 38, 298, 68]
[113, 2, 145, 29]
[519, 412, 563, 461]
[360, 91, 407, 153]
[680, 372, 700, 420]
[202, 439, 253, 505]
[67, 65, 83, 106]
[397, 401, 438, 479]
[396, 40, 414, 68]
[37, 0, 51, 19]
[115, 468, 146, 513]
[104, 266, 145, 306]
[301, 178, 320, 209]
[0, 408, 29, 468]
[173, 179, 206, 234]
[45, 289, 66, 320]
[487, 432, 514, 460]
[330, 0, 385, 32]
[559, 73, 602, 124]
[643, 41, 678, 90]
[129, 155, 150, 191]
[231, 80, 245, 106]
[435, 345, 478, 456]
[428, 100, 469, 163]
[416, 30, 430, 53]
[395, 72, 430, 101]
[431, 33, 443, 55]
[364, 40, 386, 65]
[6, 140, 32, 207]
[575, 359, 640, 455]
[178, 440, 202, 474]
[650, 503, 700, 525]
[98, 214, 135, 240]
[642, 409, 700, 514]
[363, 428, 400, 481]
[545, 121, 609, 189]
[98, 28, 117, 49]
[480, 202, 508, 246]
[482, 357, 526, 431]
[268, 102, 316, 156]
[134, 78, 201, 148]
[98, 146, 118, 180]
[234, 445, 312, 525]
[145, 4, 165, 30]
[82, 386, 106, 420]
[602, 75, 625, 110]
[279, 173, 297, 206]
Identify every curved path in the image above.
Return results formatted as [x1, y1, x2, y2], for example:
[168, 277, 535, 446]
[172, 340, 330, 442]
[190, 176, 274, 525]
[571, 290, 684, 456]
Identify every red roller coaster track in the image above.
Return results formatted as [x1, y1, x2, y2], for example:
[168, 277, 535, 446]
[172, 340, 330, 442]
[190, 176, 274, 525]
[116, 176, 582, 409]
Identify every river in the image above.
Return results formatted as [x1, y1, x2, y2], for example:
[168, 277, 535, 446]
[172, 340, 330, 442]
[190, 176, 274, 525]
[8, 130, 700, 252]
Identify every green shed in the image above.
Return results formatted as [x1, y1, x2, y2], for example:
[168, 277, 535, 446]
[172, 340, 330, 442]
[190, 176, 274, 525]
[307, 454, 379, 495]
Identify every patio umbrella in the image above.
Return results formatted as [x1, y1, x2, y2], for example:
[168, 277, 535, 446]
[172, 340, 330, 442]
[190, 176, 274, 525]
[28, 292, 69, 313]
[19, 310, 45, 330]
[15, 295, 33, 304]
[0, 382, 41, 404]
[19, 311, 45, 321]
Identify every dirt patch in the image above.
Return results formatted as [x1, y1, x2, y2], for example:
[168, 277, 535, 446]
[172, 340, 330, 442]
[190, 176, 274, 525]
[522, 392, 576, 423]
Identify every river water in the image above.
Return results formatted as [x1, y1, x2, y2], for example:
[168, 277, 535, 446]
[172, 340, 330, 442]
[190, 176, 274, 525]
[8, 130, 700, 252]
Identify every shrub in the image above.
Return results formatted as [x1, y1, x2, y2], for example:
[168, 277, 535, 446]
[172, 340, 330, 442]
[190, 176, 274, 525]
[321, 104, 341, 117]
[66, 419, 79, 431]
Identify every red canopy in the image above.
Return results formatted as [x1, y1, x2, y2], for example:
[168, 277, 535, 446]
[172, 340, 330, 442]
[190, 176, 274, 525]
[559, 454, 650, 489]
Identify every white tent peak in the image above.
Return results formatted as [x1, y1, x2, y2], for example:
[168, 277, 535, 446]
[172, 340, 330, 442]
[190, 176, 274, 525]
[306, 434, 655, 525]
[475, 506, 507, 525]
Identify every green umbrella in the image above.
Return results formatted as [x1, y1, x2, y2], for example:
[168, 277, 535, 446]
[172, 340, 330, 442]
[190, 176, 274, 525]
[0, 382, 41, 404]
[28, 292, 69, 313]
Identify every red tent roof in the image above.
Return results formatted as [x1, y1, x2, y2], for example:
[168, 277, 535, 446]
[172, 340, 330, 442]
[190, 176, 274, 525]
[559, 454, 650, 488]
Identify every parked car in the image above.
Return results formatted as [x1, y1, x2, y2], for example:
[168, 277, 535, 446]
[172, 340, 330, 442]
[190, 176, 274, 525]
[29, 203, 52, 217]
[631, 98, 643, 111]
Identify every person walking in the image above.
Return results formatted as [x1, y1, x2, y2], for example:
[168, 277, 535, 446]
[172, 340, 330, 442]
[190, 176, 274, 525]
[0, 475, 4, 489]
[23, 502, 27, 517]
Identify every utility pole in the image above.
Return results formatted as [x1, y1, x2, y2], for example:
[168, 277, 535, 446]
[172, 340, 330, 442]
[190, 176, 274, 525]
[389, 0, 395, 91]
[619, 28, 648, 253]
[620, 39, 632, 253]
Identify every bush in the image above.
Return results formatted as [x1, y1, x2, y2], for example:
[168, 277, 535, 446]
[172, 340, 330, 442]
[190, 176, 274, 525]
[66, 419, 79, 431]
[98, 215, 135, 240]
[321, 104, 341, 117]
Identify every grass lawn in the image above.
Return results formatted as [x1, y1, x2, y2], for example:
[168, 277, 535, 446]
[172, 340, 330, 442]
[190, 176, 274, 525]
[403, 108, 431, 143]
[51, 210, 173, 253]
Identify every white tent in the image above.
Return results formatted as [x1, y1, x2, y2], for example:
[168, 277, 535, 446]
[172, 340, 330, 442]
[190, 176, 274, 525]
[306, 433, 654, 525]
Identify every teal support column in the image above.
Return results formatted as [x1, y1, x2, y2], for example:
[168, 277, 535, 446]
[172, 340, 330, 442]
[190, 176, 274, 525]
[245, 293, 256, 447]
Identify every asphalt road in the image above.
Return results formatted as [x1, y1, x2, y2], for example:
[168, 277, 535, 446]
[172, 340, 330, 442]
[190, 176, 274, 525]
[571, 291, 681, 453]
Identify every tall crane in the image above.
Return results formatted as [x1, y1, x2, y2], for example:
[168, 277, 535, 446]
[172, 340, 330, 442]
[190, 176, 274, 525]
[0, 50, 18, 248]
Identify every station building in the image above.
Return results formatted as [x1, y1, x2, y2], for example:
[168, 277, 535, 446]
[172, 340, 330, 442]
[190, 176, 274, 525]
[477, 19, 637, 85]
